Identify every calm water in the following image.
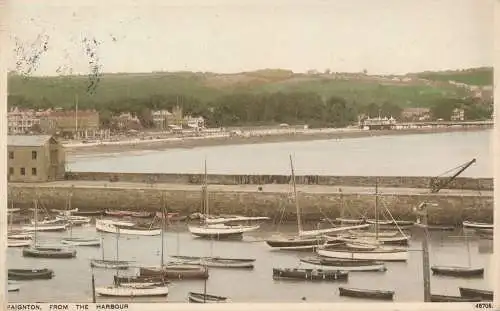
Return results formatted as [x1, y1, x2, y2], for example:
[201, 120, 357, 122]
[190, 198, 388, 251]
[8, 223, 493, 303]
[68, 130, 492, 177]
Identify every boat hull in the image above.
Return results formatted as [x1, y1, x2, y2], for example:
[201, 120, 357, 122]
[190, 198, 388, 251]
[22, 247, 76, 258]
[61, 238, 101, 246]
[317, 247, 408, 262]
[22, 224, 67, 232]
[139, 265, 209, 280]
[188, 292, 228, 303]
[272, 268, 348, 282]
[95, 285, 169, 297]
[462, 221, 493, 229]
[339, 287, 394, 300]
[459, 287, 493, 301]
[90, 259, 130, 269]
[299, 260, 386, 272]
[431, 266, 484, 278]
[431, 294, 481, 302]
[8, 269, 54, 280]
[8, 240, 32, 247]
[96, 220, 161, 236]
[188, 225, 259, 239]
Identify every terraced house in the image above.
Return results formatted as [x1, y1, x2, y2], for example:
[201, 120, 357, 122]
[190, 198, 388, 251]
[7, 135, 66, 182]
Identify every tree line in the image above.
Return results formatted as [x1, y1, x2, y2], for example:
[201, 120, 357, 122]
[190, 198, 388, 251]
[8, 91, 492, 129]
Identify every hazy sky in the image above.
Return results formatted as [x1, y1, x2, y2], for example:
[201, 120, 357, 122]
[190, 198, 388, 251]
[8, 0, 494, 76]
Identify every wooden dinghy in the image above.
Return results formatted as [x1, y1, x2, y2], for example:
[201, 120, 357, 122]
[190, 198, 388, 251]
[72, 210, 104, 217]
[431, 294, 481, 302]
[55, 215, 91, 226]
[90, 259, 131, 270]
[8, 268, 54, 280]
[8, 231, 32, 240]
[61, 238, 101, 247]
[338, 287, 394, 300]
[188, 292, 228, 303]
[332, 234, 410, 246]
[462, 221, 493, 230]
[8, 282, 21, 292]
[272, 268, 348, 281]
[23, 246, 76, 258]
[299, 257, 386, 272]
[130, 211, 156, 218]
[365, 219, 392, 225]
[188, 224, 259, 239]
[8, 239, 32, 247]
[104, 210, 134, 217]
[170, 255, 255, 269]
[22, 223, 67, 232]
[114, 275, 170, 287]
[348, 230, 400, 238]
[459, 287, 493, 301]
[345, 242, 377, 251]
[139, 264, 209, 280]
[317, 245, 408, 262]
[95, 284, 169, 297]
[431, 266, 484, 278]
[96, 219, 161, 236]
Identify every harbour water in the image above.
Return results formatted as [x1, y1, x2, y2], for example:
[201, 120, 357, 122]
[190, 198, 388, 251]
[7, 223, 493, 303]
[67, 130, 492, 177]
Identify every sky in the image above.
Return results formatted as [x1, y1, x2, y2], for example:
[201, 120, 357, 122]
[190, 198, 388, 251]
[7, 0, 494, 76]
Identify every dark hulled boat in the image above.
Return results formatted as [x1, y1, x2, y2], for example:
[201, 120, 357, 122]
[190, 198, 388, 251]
[301, 257, 380, 267]
[188, 292, 228, 303]
[8, 268, 54, 280]
[459, 287, 493, 301]
[299, 257, 386, 272]
[431, 294, 481, 302]
[338, 287, 394, 300]
[23, 246, 77, 259]
[114, 275, 170, 286]
[72, 210, 104, 217]
[272, 268, 348, 281]
[431, 266, 484, 278]
[139, 265, 209, 280]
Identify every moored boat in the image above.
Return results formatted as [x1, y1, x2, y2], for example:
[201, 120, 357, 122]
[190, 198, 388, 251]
[272, 268, 348, 281]
[104, 210, 134, 217]
[333, 218, 366, 225]
[139, 264, 209, 280]
[430, 294, 481, 302]
[130, 211, 155, 218]
[431, 266, 484, 278]
[114, 275, 169, 286]
[96, 219, 161, 236]
[23, 246, 77, 259]
[72, 210, 104, 217]
[95, 285, 169, 297]
[8, 239, 32, 247]
[462, 221, 493, 230]
[458, 287, 493, 301]
[8, 231, 32, 240]
[345, 242, 377, 251]
[188, 224, 259, 239]
[55, 215, 91, 225]
[317, 245, 408, 262]
[338, 287, 394, 300]
[188, 292, 228, 303]
[8, 282, 21, 292]
[299, 257, 386, 272]
[61, 238, 101, 247]
[170, 255, 255, 269]
[8, 268, 54, 280]
[22, 223, 67, 232]
[90, 259, 131, 270]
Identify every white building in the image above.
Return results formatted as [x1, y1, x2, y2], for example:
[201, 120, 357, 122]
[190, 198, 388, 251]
[8, 107, 41, 134]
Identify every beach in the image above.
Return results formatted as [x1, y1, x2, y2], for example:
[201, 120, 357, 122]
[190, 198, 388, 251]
[65, 126, 489, 156]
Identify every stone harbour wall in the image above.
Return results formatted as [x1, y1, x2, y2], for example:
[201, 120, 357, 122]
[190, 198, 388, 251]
[65, 172, 493, 191]
[8, 184, 493, 226]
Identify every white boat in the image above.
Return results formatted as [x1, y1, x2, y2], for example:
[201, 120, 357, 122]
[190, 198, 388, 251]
[366, 219, 393, 225]
[8, 239, 32, 247]
[299, 224, 370, 237]
[8, 208, 21, 213]
[462, 221, 493, 229]
[56, 215, 91, 225]
[345, 242, 377, 251]
[170, 256, 255, 269]
[61, 238, 101, 246]
[90, 259, 131, 269]
[204, 216, 270, 224]
[95, 285, 169, 297]
[299, 260, 386, 272]
[348, 230, 400, 238]
[30, 218, 65, 225]
[51, 208, 78, 215]
[96, 219, 161, 236]
[8, 231, 32, 240]
[317, 245, 408, 262]
[22, 223, 67, 232]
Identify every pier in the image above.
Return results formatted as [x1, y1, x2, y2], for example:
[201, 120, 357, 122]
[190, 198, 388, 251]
[8, 173, 493, 225]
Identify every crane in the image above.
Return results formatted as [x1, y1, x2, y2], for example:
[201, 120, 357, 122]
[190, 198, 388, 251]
[429, 158, 476, 193]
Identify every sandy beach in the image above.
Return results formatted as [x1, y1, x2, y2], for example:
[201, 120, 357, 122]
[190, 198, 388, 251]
[65, 126, 490, 156]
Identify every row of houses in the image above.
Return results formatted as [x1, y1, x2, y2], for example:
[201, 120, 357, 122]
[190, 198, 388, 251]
[8, 106, 206, 137]
[401, 107, 465, 122]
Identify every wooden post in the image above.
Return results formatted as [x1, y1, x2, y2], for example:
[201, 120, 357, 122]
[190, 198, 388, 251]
[91, 273, 96, 303]
[417, 202, 431, 302]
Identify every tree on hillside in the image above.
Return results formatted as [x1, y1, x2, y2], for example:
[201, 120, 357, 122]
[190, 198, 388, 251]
[324, 96, 357, 128]
[429, 98, 461, 120]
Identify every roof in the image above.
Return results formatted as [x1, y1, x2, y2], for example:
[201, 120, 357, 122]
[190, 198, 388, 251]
[7, 135, 55, 147]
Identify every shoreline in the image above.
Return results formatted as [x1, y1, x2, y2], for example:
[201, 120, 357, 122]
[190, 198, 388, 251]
[66, 126, 490, 156]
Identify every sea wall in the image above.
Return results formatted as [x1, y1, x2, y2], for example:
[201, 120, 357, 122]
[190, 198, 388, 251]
[8, 184, 493, 225]
[65, 172, 493, 191]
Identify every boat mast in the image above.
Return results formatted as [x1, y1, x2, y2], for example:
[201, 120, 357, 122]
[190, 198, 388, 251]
[339, 188, 344, 225]
[33, 198, 38, 247]
[289, 155, 303, 234]
[115, 227, 120, 279]
[68, 192, 73, 239]
[101, 235, 105, 260]
[375, 180, 379, 241]
[415, 202, 431, 302]
[204, 158, 209, 224]
[161, 192, 165, 268]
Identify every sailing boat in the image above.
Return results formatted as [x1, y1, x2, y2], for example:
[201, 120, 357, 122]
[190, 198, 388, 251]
[8, 204, 32, 247]
[61, 192, 100, 246]
[8, 200, 33, 241]
[317, 183, 408, 262]
[188, 159, 260, 239]
[90, 233, 131, 269]
[334, 188, 366, 225]
[23, 200, 68, 232]
[431, 230, 484, 278]
[23, 199, 77, 259]
[265, 155, 366, 250]
[95, 228, 169, 297]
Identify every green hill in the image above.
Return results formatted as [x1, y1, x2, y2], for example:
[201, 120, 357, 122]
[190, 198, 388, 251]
[412, 67, 493, 86]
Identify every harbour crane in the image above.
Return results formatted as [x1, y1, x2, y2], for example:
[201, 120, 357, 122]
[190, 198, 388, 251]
[429, 158, 476, 193]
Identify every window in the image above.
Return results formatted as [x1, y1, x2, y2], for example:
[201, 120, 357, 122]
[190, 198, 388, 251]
[32, 168, 37, 176]
[20, 168, 25, 176]
[8, 151, 13, 159]
[9, 167, 13, 175]
[32, 151, 37, 160]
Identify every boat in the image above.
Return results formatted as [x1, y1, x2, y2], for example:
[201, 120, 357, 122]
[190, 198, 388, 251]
[140, 264, 209, 280]
[23, 246, 76, 258]
[334, 218, 366, 225]
[8, 239, 32, 247]
[8, 268, 54, 280]
[462, 221, 493, 229]
[170, 255, 255, 269]
[55, 215, 91, 225]
[90, 232, 131, 269]
[61, 238, 101, 247]
[272, 268, 348, 281]
[299, 257, 386, 272]
[317, 245, 408, 262]
[8, 231, 32, 240]
[188, 292, 228, 303]
[8, 282, 21, 292]
[345, 242, 377, 251]
[430, 294, 481, 302]
[188, 160, 260, 239]
[105, 210, 134, 217]
[96, 219, 161, 236]
[338, 287, 394, 300]
[130, 211, 155, 218]
[348, 230, 400, 237]
[431, 266, 484, 278]
[22, 223, 67, 232]
[413, 223, 455, 231]
[458, 287, 493, 301]
[30, 218, 66, 225]
[72, 210, 104, 216]
[334, 234, 410, 246]
[203, 215, 270, 225]
[366, 219, 392, 225]
[114, 275, 170, 286]
[95, 285, 169, 297]
[51, 208, 78, 215]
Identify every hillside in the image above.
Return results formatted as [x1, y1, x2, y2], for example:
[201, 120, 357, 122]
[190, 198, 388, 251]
[7, 67, 491, 111]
